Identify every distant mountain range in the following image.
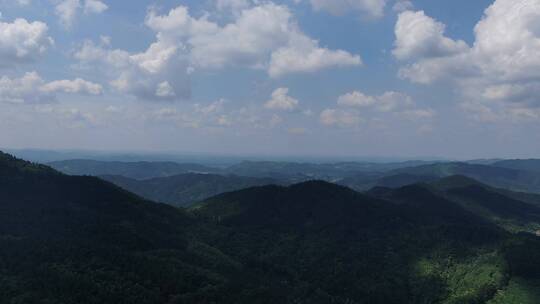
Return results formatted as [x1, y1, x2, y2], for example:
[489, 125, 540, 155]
[48, 159, 220, 180]
[3, 152, 540, 303]
[47, 159, 540, 210]
[101, 173, 279, 207]
[492, 159, 540, 173]
[341, 162, 540, 195]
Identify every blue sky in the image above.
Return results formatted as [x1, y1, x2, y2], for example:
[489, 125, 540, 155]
[1, 0, 539, 159]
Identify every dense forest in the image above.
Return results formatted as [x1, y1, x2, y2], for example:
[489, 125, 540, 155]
[100, 173, 278, 207]
[1, 152, 540, 303]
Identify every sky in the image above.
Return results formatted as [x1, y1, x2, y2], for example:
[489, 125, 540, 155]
[0, 0, 540, 159]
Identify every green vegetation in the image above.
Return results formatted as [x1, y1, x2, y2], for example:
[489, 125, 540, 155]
[101, 173, 279, 207]
[488, 278, 540, 304]
[427, 176, 540, 233]
[2, 152, 540, 303]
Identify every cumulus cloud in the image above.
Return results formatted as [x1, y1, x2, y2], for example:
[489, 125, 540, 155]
[55, 0, 81, 28]
[74, 38, 190, 101]
[337, 91, 376, 107]
[269, 33, 362, 77]
[55, 0, 108, 28]
[264, 88, 299, 111]
[393, 10, 468, 60]
[394, 0, 540, 122]
[337, 90, 413, 112]
[309, 0, 387, 19]
[41, 78, 103, 95]
[75, 3, 360, 100]
[324, 89, 435, 129]
[0, 18, 53, 66]
[145, 3, 360, 76]
[0, 72, 102, 104]
[84, 0, 108, 14]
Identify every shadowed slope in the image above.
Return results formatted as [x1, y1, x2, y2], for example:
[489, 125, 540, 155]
[101, 173, 279, 207]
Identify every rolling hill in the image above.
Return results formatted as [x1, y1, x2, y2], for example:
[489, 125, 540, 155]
[493, 159, 540, 173]
[224, 160, 436, 181]
[379, 162, 540, 194]
[0, 152, 248, 303]
[101, 173, 279, 207]
[193, 181, 540, 303]
[3, 152, 540, 303]
[48, 159, 220, 180]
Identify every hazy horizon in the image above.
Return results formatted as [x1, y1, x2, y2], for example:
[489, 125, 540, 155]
[2, 147, 519, 164]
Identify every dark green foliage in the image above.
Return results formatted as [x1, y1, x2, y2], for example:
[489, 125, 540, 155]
[427, 176, 540, 233]
[339, 173, 438, 191]
[101, 173, 278, 207]
[192, 182, 511, 304]
[2, 152, 540, 303]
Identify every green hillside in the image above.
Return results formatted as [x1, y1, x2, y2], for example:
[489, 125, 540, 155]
[2, 152, 540, 303]
[388, 162, 540, 194]
[101, 173, 279, 207]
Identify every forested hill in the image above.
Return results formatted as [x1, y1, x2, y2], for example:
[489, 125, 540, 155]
[48, 159, 220, 180]
[2, 151, 540, 303]
[101, 173, 279, 207]
[0, 152, 243, 303]
[192, 181, 540, 303]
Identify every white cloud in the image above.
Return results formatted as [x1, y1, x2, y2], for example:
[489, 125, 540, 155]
[392, 0, 413, 12]
[264, 88, 299, 111]
[0, 72, 48, 103]
[195, 99, 226, 115]
[309, 0, 387, 18]
[75, 3, 360, 100]
[0, 18, 53, 66]
[55, 0, 108, 28]
[0, 72, 102, 104]
[146, 3, 361, 76]
[74, 39, 190, 101]
[84, 0, 108, 14]
[337, 91, 376, 107]
[393, 10, 468, 60]
[155, 81, 175, 98]
[338, 90, 413, 112]
[320, 108, 362, 127]
[394, 0, 540, 122]
[269, 33, 362, 77]
[331, 89, 435, 130]
[41, 78, 103, 95]
[55, 0, 81, 28]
